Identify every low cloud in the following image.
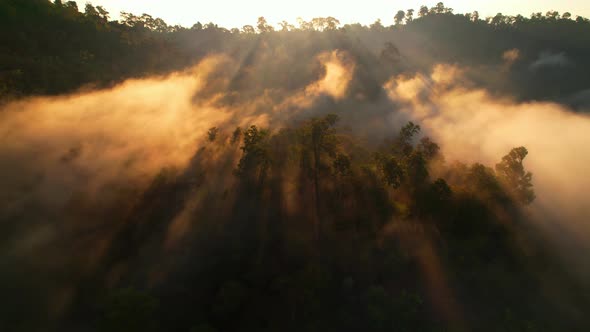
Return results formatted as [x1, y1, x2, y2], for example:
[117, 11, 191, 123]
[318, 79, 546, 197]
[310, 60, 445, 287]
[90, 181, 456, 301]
[385, 65, 590, 278]
[530, 51, 572, 70]
[0, 48, 355, 265]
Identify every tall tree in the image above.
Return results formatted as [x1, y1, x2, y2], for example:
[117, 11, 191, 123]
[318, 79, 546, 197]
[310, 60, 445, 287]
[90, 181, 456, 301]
[432, 2, 446, 15]
[370, 19, 384, 31]
[236, 126, 271, 187]
[394, 10, 406, 25]
[406, 9, 415, 23]
[257, 16, 274, 33]
[242, 25, 255, 34]
[419, 5, 429, 18]
[278, 20, 294, 31]
[301, 114, 340, 241]
[495, 147, 535, 204]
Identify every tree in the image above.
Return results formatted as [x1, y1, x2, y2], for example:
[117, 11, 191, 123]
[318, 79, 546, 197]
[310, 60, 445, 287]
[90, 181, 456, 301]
[421, 178, 452, 216]
[278, 20, 294, 31]
[430, 178, 452, 201]
[432, 2, 446, 15]
[84, 4, 109, 23]
[310, 17, 340, 31]
[405, 150, 429, 187]
[513, 14, 526, 25]
[119, 12, 169, 32]
[370, 19, 384, 31]
[418, 6, 429, 18]
[394, 122, 421, 157]
[297, 17, 314, 30]
[301, 114, 340, 240]
[96, 6, 110, 21]
[191, 22, 203, 30]
[490, 13, 505, 27]
[418, 137, 440, 161]
[333, 153, 351, 177]
[120, 12, 139, 27]
[377, 122, 433, 191]
[242, 25, 255, 34]
[152, 17, 170, 33]
[377, 155, 404, 188]
[531, 12, 544, 21]
[231, 127, 242, 144]
[324, 16, 340, 30]
[472, 11, 480, 22]
[495, 147, 535, 204]
[405, 9, 415, 23]
[394, 10, 406, 25]
[64, 1, 77, 11]
[204, 22, 218, 31]
[236, 126, 270, 186]
[257, 16, 274, 33]
[85, 4, 99, 18]
[468, 163, 504, 197]
[207, 127, 218, 142]
[545, 10, 560, 21]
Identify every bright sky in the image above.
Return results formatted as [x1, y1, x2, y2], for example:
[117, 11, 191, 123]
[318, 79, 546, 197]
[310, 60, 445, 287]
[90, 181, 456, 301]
[75, 0, 590, 28]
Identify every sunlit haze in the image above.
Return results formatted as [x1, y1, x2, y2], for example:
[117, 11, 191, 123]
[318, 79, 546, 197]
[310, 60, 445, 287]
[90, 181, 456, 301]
[4, 1, 590, 330]
[75, 0, 590, 27]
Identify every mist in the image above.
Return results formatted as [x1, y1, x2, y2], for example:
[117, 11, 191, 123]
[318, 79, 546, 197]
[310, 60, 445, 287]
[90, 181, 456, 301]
[2, 49, 590, 325]
[0, 49, 355, 265]
[3, 2, 590, 331]
[3, 49, 589, 291]
[384, 65, 590, 278]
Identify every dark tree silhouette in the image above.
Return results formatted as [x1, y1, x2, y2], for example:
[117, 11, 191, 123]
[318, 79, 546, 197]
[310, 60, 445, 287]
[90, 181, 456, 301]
[394, 10, 406, 25]
[495, 146, 535, 204]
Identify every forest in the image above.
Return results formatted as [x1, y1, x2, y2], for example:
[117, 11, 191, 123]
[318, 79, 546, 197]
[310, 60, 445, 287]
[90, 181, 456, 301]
[1, 1, 590, 332]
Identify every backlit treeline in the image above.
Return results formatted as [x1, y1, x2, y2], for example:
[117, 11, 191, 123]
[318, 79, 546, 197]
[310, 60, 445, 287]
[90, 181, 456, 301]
[2, 1, 590, 332]
[2, 0, 590, 99]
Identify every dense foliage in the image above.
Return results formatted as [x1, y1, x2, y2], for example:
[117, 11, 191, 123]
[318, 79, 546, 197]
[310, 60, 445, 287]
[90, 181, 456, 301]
[2, 0, 590, 105]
